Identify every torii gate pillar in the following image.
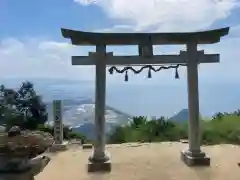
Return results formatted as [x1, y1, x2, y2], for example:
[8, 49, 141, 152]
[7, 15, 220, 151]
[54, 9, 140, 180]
[88, 45, 111, 172]
[180, 42, 210, 166]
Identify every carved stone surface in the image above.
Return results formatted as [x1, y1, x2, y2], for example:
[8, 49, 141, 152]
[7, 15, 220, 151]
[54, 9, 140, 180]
[0, 127, 54, 159]
[53, 100, 63, 145]
[0, 126, 53, 178]
[29, 156, 51, 176]
[0, 156, 51, 180]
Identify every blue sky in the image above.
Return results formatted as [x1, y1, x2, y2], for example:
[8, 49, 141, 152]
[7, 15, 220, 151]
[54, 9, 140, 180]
[0, 0, 112, 39]
[1, 0, 240, 116]
[0, 0, 240, 84]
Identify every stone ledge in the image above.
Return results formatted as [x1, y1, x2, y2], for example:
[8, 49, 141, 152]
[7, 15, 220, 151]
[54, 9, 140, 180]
[181, 150, 210, 166]
[87, 160, 111, 173]
[179, 139, 188, 144]
[49, 142, 68, 152]
[82, 144, 93, 149]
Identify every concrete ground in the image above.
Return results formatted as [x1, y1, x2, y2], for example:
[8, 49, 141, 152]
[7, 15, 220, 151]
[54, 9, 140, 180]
[36, 142, 240, 180]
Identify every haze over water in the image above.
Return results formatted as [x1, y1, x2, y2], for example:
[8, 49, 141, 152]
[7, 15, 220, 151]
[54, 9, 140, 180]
[1, 78, 238, 118]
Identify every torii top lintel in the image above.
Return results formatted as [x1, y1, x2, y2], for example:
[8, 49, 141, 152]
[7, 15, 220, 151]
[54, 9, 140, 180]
[61, 27, 229, 46]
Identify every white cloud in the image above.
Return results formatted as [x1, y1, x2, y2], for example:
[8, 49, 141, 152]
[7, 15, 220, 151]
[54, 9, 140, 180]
[75, 0, 239, 31]
[0, 24, 240, 84]
[1, 0, 238, 84]
[0, 37, 156, 83]
[94, 25, 136, 33]
[0, 38, 96, 80]
[72, 0, 240, 84]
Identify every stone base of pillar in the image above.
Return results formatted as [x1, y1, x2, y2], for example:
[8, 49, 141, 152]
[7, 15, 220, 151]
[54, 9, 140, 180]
[49, 142, 68, 152]
[87, 152, 111, 172]
[181, 150, 210, 166]
[87, 160, 111, 173]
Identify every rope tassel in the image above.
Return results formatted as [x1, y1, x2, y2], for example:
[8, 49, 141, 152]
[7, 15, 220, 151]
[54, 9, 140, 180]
[124, 71, 129, 81]
[175, 68, 179, 79]
[147, 68, 152, 78]
[109, 67, 114, 74]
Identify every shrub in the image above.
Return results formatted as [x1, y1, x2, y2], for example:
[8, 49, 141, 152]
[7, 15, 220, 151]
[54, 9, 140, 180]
[108, 113, 240, 145]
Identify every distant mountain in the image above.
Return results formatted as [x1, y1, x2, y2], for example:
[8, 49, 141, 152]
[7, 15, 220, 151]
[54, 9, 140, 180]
[46, 98, 132, 139]
[170, 109, 188, 123]
[170, 109, 203, 123]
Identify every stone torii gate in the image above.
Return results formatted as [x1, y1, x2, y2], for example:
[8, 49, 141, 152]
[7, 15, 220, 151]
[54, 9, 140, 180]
[61, 27, 229, 172]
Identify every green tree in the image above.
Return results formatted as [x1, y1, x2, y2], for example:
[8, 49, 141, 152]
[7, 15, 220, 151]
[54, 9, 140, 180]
[130, 116, 147, 128]
[0, 81, 48, 130]
[0, 85, 23, 129]
[17, 81, 48, 129]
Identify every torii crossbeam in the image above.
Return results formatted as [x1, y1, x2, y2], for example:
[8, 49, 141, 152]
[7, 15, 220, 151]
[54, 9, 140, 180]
[61, 27, 230, 172]
[72, 50, 219, 65]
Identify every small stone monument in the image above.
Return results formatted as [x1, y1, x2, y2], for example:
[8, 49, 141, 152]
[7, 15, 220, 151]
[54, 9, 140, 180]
[0, 126, 53, 180]
[49, 100, 67, 152]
